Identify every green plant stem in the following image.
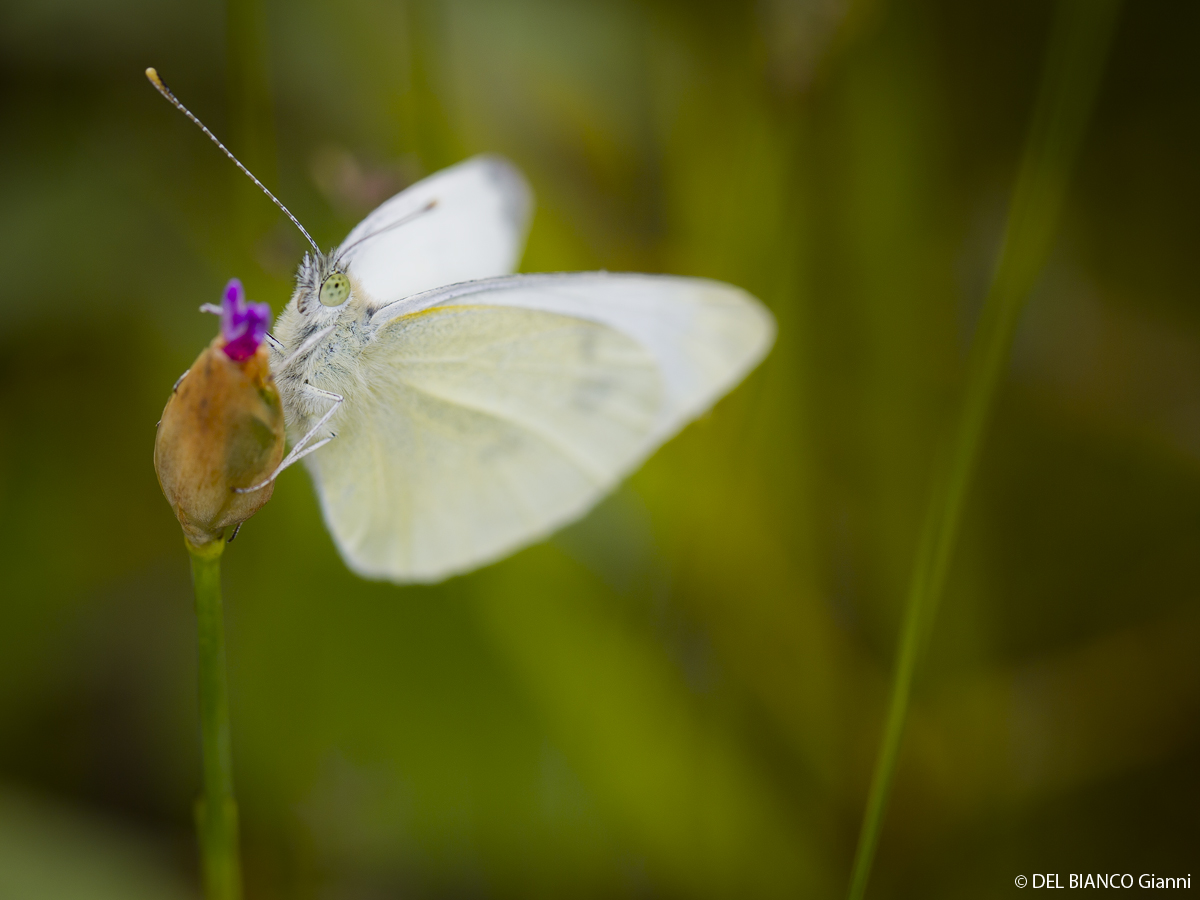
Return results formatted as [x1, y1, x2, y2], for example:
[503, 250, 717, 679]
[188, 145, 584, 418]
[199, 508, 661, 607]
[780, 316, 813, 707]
[845, 2, 1123, 899]
[188, 538, 242, 900]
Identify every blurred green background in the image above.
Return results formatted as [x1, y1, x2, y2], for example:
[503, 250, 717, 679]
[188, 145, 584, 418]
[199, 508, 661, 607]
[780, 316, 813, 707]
[1, 0, 1197, 897]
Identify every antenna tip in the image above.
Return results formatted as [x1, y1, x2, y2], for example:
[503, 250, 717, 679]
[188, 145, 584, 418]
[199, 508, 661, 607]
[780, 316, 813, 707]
[145, 67, 163, 88]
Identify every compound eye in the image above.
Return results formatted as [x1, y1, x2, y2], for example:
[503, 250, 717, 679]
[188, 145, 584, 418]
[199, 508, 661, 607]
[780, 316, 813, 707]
[319, 273, 351, 307]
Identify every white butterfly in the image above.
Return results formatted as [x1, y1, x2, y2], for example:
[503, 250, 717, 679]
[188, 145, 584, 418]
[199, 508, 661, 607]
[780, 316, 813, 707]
[149, 71, 775, 583]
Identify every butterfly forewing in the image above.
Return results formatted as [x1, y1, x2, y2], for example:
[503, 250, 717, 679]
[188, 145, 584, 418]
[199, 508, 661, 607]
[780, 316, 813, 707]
[339, 155, 532, 307]
[372, 272, 777, 446]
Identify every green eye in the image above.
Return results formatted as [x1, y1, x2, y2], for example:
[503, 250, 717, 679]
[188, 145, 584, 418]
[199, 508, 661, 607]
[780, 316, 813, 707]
[319, 273, 351, 306]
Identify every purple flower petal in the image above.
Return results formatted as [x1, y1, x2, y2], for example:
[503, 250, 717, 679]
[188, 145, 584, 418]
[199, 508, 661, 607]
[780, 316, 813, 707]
[218, 278, 271, 361]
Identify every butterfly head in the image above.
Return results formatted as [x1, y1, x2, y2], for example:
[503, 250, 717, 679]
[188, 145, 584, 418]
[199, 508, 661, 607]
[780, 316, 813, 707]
[294, 251, 357, 318]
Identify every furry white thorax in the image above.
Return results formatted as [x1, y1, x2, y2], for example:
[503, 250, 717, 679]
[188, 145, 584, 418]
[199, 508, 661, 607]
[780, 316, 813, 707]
[270, 254, 382, 443]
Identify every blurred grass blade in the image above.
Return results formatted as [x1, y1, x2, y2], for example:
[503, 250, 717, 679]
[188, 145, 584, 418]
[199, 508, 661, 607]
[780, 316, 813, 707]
[845, 1, 1124, 898]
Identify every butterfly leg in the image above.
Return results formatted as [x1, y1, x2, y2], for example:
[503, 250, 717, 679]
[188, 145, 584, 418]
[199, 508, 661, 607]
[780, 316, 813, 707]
[156, 369, 192, 427]
[234, 386, 343, 494]
[278, 325, 336, 369]
[288, 385, 344, 455]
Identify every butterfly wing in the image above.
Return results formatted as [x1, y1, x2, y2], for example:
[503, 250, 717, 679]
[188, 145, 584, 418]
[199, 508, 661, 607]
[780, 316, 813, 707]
[372, 272, 777, 445]
[307, 303, 663, 582]
[309, 273, 774, 583]
[338, 155, 532, 306]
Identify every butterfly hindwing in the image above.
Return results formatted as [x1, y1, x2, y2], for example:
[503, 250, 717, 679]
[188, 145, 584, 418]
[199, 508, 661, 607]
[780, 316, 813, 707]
[305, 302, 663, 582]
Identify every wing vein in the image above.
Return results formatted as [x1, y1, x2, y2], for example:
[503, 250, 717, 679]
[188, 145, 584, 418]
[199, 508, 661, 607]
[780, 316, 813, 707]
[386, 375, 612, 486]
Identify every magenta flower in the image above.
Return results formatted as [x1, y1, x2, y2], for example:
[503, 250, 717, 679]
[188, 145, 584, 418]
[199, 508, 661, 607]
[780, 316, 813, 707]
[217, 279, 271, 361]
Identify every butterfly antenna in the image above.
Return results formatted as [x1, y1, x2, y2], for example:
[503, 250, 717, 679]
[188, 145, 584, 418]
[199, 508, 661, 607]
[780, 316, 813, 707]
[333, 199, 438, 265]
[145, 67, 321, 256]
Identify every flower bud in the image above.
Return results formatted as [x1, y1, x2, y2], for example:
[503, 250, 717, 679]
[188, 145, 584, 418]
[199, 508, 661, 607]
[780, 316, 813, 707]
[155, 281, 285, 546]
